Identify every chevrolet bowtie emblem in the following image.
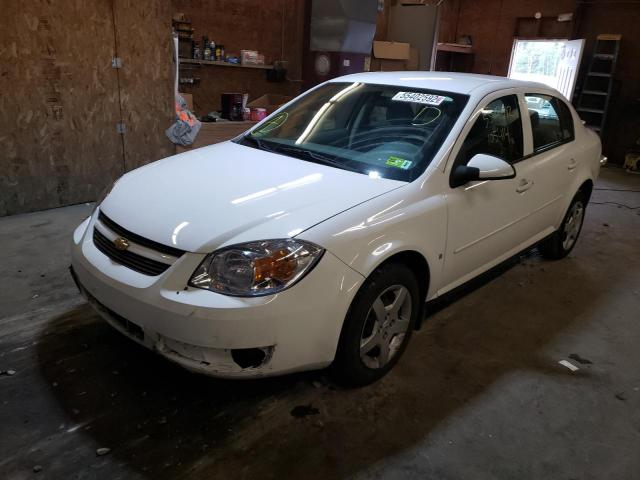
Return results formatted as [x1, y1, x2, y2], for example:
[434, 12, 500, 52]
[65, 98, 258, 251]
[114, 237, 130, 251]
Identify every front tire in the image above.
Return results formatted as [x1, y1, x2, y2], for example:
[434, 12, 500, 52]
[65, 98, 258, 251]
[539, 190, 587, 259]
[333, 263, 420, 387]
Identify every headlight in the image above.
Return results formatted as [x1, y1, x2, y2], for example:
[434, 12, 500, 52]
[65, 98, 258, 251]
[189, 239, 324, 297]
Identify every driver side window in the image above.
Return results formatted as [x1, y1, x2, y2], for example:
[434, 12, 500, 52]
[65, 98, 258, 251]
[455, 95, 523, 167]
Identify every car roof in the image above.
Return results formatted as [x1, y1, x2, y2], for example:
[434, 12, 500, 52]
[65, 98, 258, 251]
[328, 71, 553, 98]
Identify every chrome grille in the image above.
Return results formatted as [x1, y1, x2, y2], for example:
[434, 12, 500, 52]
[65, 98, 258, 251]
[93, 229, 171, 276]
[92, 212, 185, 276]
[98, 211, 185, 257]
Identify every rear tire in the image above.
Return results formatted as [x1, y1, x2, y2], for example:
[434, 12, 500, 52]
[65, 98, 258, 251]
[539, 190, 587, 260]
[332, 263, 420, 387]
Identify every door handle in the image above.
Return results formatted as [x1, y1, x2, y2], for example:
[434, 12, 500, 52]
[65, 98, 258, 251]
[568, 158, 577, 171]
[516, 178, 534, 193]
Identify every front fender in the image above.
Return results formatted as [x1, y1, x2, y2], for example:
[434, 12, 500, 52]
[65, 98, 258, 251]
[298, 184, 447, 300]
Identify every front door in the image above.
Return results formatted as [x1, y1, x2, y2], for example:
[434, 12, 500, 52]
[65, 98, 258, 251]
[440, 92, 537, 294]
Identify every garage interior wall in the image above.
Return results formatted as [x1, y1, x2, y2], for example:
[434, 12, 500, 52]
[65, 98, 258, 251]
[0, 0, 174, 217]
[0, 0, 307, 217]
[437, 0, 577, 76]
[113, 0, 175, 172]
[574, 0, 640, 167]
[3, 0, 637, 218]
[438, 0, 640, 164]
[387, 3, 439, 70]
[172, 0, 306, 115]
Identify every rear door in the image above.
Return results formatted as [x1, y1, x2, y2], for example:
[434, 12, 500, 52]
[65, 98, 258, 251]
[520, 91, 577, 230]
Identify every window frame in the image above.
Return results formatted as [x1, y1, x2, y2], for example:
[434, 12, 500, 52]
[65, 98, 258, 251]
[449, 92, 526, 174]
[524, 93, 576, 155]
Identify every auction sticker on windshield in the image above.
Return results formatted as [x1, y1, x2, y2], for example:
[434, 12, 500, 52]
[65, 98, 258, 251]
[386, 156, 413, 170]
[392, 92, 446, 106]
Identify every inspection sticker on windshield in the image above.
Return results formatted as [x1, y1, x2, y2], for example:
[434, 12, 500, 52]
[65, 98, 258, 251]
[386, 156, 413, 170]
[392, 92, 446, 106]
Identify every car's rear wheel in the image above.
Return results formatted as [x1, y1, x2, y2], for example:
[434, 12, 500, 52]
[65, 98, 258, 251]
[539, 190, 587, 259]
[333, 262, 420, 387]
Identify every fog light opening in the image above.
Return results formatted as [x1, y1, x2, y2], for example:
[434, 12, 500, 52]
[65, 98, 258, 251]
[231, 347, 272, 369]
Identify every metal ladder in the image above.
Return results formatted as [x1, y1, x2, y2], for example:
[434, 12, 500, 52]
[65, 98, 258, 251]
[576, 34, 621, 135]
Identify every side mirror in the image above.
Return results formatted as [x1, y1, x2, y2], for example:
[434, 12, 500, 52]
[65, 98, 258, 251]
[451, 154, 516, 188]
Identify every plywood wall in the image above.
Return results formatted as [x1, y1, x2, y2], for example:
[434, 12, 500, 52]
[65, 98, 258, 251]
[114, 0, 175, 171]
[172, 0, 305, 114]
[0, 0, 175, 216]
[0, 0, 124, 216]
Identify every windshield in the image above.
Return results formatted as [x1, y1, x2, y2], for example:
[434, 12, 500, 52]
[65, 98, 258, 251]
[236, 82, 468, 182]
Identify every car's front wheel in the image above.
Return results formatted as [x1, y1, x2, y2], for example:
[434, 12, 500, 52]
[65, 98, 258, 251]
[333, 262, 420, 387]
[539, 190, 587, 259]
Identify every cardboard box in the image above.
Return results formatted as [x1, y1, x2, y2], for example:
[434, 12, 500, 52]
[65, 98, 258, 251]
[372, 40, 412, 71]
[247, 94, 293, 114]
[378, 59, 404, 71]
[373, 41, 411, 61]
[241, 50, 265, 65]
[407, 47, 419, 70]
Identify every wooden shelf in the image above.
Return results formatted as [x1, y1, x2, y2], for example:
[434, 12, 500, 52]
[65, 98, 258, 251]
[179, 58, 274, 70]
[176, 121, 257, 154]
[436, 43, 474, 54]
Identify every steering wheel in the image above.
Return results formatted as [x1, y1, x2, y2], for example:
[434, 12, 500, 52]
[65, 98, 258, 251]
[350, 125, 427, 151]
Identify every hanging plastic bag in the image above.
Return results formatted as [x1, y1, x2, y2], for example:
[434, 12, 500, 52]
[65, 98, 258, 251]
[165, 93, 201, 146]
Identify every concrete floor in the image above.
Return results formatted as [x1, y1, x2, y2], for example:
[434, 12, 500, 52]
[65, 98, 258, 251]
[1, 167, 639, 479]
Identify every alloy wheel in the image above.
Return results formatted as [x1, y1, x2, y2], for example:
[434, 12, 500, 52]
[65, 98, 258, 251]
[562, 201, 584, 251]
[359, 285, 413, 369]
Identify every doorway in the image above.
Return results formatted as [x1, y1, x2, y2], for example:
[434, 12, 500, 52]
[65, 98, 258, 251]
[508, 39, 585, 101]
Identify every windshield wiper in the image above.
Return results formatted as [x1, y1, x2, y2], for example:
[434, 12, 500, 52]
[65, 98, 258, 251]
[268, 144, 362, 174]
[240, 135, 277, 153]
[240, 136, 362, 174]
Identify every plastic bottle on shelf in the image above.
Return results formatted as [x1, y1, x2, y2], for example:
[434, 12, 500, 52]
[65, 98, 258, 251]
[192, 41, 201, 60]
[202, 36, 210, 61]
[209, 40, 216, 60]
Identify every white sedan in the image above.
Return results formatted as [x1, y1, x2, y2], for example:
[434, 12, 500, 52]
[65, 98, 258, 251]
[71, 72, 602, 385]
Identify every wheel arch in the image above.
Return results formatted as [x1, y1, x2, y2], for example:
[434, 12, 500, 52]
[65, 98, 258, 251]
[579, 178, 594, 202]
[364, 250, 431, 330]
[555, 175, 595, 229]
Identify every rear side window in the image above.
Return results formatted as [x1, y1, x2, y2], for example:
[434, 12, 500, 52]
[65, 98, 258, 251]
[525, 94, 574, 152]
[455, 94, 523, 166]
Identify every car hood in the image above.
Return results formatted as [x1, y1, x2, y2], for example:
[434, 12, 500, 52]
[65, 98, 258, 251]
[100, 141, 406, 253]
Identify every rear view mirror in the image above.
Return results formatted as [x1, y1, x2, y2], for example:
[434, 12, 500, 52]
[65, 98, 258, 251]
[451, 154, 516, 187]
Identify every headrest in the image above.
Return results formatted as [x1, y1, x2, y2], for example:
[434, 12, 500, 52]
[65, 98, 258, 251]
[529, 110, 540, 127]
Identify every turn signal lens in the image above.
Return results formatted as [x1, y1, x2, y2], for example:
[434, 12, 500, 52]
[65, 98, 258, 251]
[253, 249, 298, 284]
[189, 239, 324, 297]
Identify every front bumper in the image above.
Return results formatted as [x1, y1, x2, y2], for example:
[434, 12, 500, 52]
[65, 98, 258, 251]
[70, 211, 364, 378]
